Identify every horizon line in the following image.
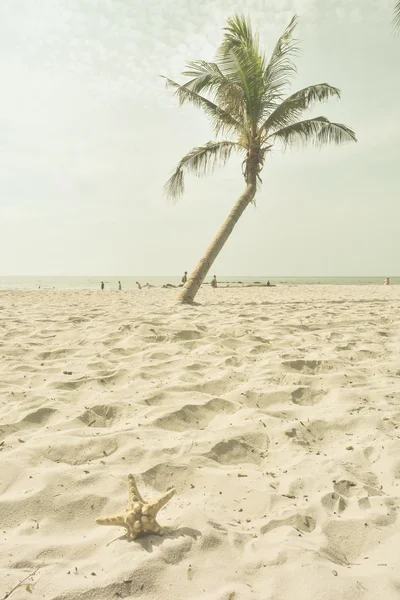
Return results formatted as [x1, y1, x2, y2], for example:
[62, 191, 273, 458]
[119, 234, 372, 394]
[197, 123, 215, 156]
[0, 274, 397, 279]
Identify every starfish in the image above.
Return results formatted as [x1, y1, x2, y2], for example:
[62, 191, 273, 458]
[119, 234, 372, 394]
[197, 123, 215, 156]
[96, 474, 176, 540]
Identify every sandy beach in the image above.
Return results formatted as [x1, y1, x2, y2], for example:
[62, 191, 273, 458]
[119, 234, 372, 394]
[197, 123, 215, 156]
[1, 285, 399, 600]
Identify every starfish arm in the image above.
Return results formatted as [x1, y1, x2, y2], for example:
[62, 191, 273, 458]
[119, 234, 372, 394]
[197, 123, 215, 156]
[96, 514, 127, 529]
[127, 474, 144, 507]
[147, 488, 176, 515]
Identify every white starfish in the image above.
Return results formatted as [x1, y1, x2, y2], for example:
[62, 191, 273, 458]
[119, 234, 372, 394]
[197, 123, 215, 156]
[96, 474, 176, 540]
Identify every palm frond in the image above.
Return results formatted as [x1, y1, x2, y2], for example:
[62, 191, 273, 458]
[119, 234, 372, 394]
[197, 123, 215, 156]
[219, 13, 260, 56]
[267, 116, 357, 148]
[261, 84, 341, 133]
[164, 141, 241, 202]
[181, 60, 245, 120]
[182, 60, 232, 95]
[394, 0, 400, 28]
[262, 16, 300, 112]
[162, 76, 241, 137]
[217, 14, 267, 130]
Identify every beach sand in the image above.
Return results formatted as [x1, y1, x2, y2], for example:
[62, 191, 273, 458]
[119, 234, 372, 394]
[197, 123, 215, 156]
[0, 286, 399, 599]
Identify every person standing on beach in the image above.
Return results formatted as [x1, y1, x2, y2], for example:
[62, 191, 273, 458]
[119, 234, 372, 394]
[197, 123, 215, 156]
[211, 275, 217, 288]
[101, 281, 104, 290]
[182, 271, 188, 284]
[384, 277, 390, 285]
[118, 281, 122, 290]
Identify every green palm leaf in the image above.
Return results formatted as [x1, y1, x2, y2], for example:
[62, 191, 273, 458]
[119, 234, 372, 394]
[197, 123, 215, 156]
[394, 0, 400, 28]
[262, 16, 299, 113]
[164, 141, 241, 202]
[268, 116, 357, 148]
[261, 84, 341, 133]
[181, 60, 246, 120]
[162, 76, 242, 137]
[218, 14, 267, 130]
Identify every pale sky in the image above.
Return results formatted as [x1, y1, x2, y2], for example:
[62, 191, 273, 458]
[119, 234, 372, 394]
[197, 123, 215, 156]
[0, 0, 399, 276]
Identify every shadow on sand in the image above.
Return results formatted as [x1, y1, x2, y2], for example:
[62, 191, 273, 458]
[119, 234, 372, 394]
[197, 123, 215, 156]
[107, 526, 202, 553]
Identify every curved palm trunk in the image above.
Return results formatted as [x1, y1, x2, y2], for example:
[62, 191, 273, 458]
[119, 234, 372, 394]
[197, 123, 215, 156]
[179, 181, 257, 304]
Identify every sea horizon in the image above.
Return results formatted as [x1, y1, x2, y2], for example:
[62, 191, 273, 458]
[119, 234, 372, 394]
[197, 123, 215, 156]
[0, 275, 398, 290]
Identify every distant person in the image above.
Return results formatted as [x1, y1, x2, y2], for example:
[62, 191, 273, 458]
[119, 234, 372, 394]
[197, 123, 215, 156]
[136, 281, 142, 290]
[118, 281, 122, 291]
[182, 271, 188, 284]
[267, 280, 271, 286]
[211, 275, 217, 288]
[101, 281, 104, 291]
[384, 277, 390, 285]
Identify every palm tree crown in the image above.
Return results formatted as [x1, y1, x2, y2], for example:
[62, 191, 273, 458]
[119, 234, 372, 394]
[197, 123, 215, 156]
[163, 14, 356, 202]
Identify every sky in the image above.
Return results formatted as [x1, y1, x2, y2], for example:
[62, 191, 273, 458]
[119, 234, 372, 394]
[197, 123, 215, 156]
[0, 0, 399, 277]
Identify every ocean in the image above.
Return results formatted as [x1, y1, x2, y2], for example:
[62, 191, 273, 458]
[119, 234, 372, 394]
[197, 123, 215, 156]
[0, 276, 397, 290]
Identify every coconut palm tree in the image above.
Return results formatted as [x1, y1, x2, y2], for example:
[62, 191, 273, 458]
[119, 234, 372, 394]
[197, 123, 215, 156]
[163, 15, 356, 304]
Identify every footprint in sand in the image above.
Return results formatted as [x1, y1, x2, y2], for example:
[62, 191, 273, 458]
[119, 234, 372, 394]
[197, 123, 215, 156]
[141, 463, 191, 493]
[291, 386, 326, 406]
[38, 348, 74, 360]
[261, 514, 316, 535]
[174, 330, 202, 341]
[154, 398, 237, 432]
[224, 356, 243, 367]
[282, 359, 337, 375]
[204, 431, 269, 466]
[333, 479, 358, 497]
[78, 404, 117, 428]
[321, 491, 347, 514]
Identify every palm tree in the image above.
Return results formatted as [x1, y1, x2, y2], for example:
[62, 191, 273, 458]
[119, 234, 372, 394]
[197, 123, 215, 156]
[394, 1, 400, 28]
[163, 15, 356, 304]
